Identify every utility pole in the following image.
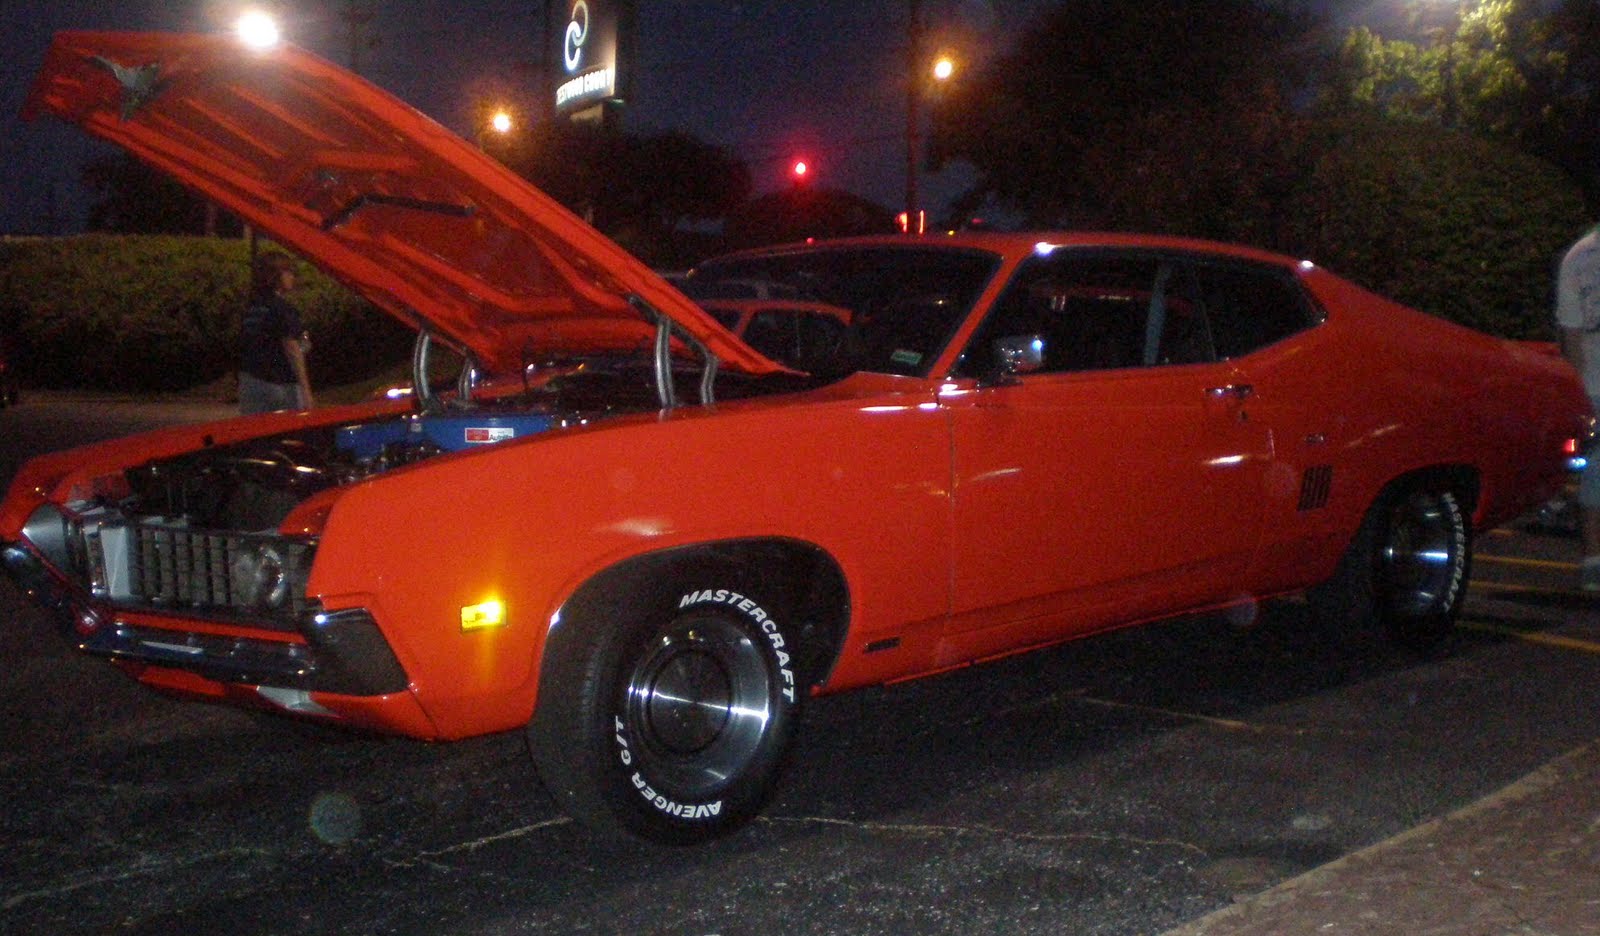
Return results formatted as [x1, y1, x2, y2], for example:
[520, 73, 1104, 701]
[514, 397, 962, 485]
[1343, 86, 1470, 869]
[341, 0, 377, 75]
[905, 0, 923, 225]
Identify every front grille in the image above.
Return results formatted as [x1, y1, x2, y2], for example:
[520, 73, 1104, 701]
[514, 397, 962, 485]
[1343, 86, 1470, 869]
[134, 526, 223, 606]
[83, 519, 313, 628]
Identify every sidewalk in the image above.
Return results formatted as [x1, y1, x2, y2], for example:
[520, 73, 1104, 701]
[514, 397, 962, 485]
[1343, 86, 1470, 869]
[1165, 741, 1600, 935]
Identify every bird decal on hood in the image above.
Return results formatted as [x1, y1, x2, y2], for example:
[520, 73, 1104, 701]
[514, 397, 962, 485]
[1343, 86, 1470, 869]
[89, 55, 169, 119]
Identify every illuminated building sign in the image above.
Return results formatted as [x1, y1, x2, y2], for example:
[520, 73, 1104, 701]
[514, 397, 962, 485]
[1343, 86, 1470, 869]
[554, 0, 629, 114]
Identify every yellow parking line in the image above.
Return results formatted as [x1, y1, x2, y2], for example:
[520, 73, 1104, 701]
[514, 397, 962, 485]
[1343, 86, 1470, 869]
[1469, 580, 1579, 596]
[1474, 555, 1577, 572]
[1459, 620, 1600, 655]
[1468, 577, 1600, 607]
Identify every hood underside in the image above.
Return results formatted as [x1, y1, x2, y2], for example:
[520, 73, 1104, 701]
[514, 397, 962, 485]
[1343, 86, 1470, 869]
[25, 31, 780, 376]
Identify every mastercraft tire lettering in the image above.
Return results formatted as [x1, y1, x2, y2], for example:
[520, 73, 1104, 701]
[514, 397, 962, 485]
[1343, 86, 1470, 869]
[528, 560, 804, 844]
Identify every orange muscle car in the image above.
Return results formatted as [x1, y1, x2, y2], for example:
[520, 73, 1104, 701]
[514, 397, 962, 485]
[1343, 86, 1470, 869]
[2, 32, 1591, 844]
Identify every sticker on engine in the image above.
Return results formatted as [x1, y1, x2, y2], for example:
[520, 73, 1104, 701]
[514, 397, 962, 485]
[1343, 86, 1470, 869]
[464, 427, 516, 444]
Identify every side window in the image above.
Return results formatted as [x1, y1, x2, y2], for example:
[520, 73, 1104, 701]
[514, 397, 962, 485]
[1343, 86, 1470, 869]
[959, 252, 1214, 376]
[1194, 262, 1319, 358]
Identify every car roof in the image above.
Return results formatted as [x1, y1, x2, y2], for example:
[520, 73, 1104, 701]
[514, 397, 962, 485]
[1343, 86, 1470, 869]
[702, 231, 1305, 269]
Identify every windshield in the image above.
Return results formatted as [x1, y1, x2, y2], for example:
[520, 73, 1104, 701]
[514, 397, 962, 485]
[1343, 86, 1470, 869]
[688, 245, 1002, 377]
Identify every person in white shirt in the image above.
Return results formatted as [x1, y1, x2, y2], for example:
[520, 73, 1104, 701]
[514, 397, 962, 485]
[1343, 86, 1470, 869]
[1556, 224, 1600, 590]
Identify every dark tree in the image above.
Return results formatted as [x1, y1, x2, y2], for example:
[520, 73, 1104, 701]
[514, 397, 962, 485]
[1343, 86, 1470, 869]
[723, 186, 896, 251]
[498, 123, 751, 266]
[929, 0, 1324, 237]
[82, 153, 241, 236]
[1326, 0, 1600, 213]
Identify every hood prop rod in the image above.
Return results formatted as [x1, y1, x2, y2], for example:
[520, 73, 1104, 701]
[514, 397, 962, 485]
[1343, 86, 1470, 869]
[651, 314, 677, 410]
[411, 328, 442, 414]
[630, 295, 720, 410]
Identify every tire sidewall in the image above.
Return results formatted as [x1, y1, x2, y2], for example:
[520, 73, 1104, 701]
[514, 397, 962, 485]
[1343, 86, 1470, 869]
[594, 577, 802, 844]
[1308, 484, 1470, 653]
[1377, 488, 1469, 651]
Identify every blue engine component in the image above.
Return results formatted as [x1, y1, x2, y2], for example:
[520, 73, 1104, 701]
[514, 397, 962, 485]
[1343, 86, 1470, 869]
[336, 413, 558, 459]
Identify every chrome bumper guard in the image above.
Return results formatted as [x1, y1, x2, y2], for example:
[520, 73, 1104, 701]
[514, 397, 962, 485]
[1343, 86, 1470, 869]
[3, 540, 407, 696]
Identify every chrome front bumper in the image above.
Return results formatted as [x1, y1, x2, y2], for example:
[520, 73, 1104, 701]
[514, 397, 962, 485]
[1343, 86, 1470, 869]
[2, 540, 407, 696]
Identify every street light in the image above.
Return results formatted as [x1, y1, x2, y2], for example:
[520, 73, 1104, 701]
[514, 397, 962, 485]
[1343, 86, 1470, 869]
[236, 10, 281, 50]
[476, 107, 515, 150]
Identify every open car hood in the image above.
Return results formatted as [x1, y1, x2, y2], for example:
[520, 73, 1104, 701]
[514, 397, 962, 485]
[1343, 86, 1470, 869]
[25, 31, 781, 377]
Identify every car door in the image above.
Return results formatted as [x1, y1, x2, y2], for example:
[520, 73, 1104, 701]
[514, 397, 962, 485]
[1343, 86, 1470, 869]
[938, 250, 1273, 663]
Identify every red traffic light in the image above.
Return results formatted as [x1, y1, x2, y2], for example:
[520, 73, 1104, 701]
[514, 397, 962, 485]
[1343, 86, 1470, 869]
[791, 159, 809, 180]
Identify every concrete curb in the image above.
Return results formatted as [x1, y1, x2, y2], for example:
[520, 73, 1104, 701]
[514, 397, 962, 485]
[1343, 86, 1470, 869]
[1164, 739, 1600, 935]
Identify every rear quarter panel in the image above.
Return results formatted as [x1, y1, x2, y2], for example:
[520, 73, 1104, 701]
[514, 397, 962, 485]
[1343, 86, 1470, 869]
[1297, 268, 1586, 534]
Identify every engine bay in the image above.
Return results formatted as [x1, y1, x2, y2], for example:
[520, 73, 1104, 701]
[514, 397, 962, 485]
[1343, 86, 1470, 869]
[121, 401, 579, 532]
[111, 327, 830, 534]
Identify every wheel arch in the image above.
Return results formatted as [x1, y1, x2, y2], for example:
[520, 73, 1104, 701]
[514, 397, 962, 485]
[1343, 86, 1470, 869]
[1318, 462, 1482, 583]
[545, 537, 852, 698]
[1375, 463, 1482, 523]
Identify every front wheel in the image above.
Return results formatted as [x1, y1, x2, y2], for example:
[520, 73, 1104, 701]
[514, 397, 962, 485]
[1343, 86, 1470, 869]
[529, 564, 803, 844]
[1310, 486, 1470, 652]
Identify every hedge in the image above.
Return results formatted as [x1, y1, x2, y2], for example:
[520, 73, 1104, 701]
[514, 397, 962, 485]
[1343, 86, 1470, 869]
[0, 235, 412, 392]
[1284, 116, 1589, 340]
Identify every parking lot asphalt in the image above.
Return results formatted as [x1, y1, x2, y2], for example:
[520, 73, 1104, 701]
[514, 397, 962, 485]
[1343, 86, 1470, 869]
[1169, 523, 1600, 936]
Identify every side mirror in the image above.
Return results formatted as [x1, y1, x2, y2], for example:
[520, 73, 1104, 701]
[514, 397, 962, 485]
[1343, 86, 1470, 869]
[987, 334, 1045, 384]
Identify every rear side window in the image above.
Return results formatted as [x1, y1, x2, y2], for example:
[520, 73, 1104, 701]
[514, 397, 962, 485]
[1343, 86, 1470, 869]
[957, 251, 1216, 376]
[1194, 262, 1319, 358]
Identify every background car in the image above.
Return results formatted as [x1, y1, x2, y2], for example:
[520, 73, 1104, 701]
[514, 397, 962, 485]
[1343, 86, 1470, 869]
[697, 298, 854, 375]
[3, 31, 1591, 846]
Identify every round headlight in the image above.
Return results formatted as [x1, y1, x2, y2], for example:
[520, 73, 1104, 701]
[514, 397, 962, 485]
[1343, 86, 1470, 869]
[231, 543, 288, 608]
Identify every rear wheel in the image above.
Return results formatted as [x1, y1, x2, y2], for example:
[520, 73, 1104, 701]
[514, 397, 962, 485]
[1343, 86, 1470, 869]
[528, 561, 803, 844]
[1310, 485, 1470, 652]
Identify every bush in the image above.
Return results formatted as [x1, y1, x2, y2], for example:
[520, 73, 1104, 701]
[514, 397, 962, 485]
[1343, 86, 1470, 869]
[1284, 116, 1588, 340]
[0, 235, 411, 392]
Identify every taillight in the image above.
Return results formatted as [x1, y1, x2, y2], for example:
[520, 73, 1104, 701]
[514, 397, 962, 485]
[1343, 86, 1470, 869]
[1566, 416, 1598, 472]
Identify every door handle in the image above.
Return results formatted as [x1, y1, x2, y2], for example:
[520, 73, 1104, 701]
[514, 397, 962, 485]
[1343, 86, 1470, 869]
[1206, 383, 1254, 400]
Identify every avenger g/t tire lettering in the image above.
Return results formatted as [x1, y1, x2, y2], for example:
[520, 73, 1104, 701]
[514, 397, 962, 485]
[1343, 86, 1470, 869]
[528, 561, 802, 844]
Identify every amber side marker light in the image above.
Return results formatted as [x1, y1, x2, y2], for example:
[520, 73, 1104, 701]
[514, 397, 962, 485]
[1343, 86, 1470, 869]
[461, 600, 506, 632]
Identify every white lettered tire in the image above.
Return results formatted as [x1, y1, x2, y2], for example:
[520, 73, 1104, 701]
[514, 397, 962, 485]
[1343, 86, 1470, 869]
[1309, 484, 1470, 652]
[529, 560, 803, 844]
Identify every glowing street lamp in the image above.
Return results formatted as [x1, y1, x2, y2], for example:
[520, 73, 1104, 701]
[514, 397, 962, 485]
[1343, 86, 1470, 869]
[475, 107, 516, 151]
[236, 10, 281, 50]
[932, 56, 955, 83]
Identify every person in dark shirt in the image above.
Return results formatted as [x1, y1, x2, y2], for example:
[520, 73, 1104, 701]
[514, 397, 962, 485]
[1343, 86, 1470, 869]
[239, 251, 314, 414]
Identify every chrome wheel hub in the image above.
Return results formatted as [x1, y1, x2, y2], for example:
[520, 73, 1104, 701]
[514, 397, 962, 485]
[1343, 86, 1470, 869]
[623, 615, 774, 798]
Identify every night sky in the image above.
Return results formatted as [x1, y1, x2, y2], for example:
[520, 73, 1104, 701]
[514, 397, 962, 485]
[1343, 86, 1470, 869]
[0, 0, 1067, 236]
